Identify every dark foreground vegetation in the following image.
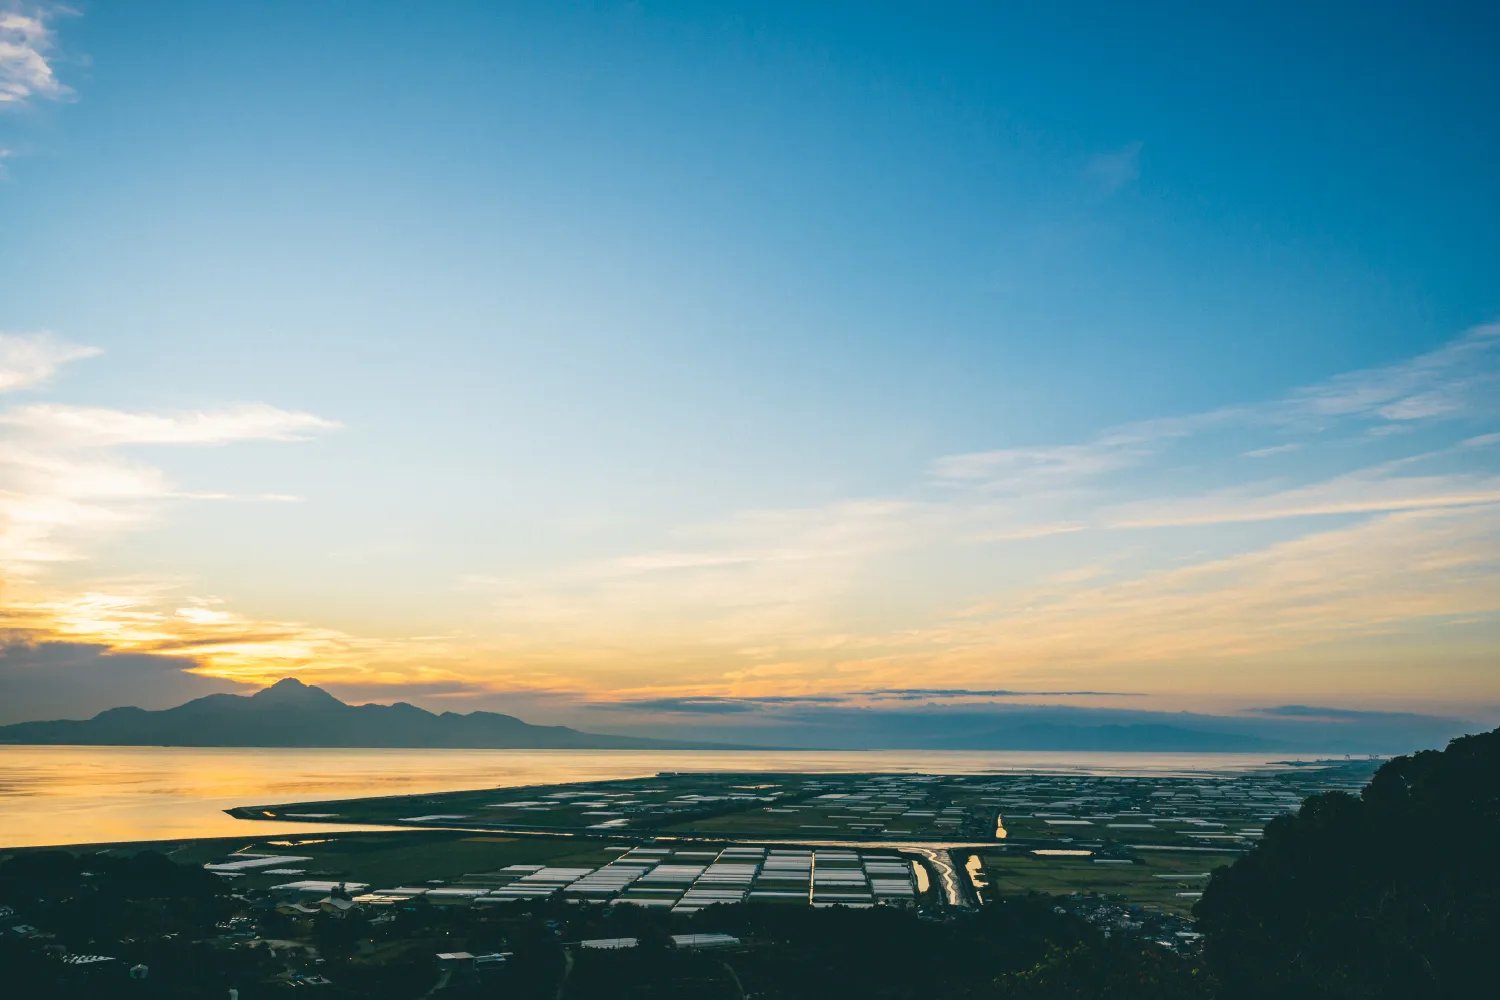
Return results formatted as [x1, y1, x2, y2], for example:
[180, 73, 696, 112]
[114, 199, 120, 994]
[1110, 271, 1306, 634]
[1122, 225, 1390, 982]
[0, 876, 1206, 1000]
[2, 727, 1494, 998]
[1197, 725, 1499, 998]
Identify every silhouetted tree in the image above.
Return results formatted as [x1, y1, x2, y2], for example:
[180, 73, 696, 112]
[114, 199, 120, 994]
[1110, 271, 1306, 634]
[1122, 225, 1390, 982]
[1000, 941, 1213, 999]
[1196, 727, 1499, 999]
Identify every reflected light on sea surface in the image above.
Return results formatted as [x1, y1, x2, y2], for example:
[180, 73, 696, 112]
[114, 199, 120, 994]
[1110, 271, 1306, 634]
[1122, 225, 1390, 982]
[965, 854, 989, 904]
[0, 746, 1302, 849]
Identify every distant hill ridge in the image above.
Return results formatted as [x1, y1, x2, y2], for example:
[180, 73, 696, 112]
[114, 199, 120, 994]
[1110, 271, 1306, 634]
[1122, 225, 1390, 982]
[0, 678, 738, 750]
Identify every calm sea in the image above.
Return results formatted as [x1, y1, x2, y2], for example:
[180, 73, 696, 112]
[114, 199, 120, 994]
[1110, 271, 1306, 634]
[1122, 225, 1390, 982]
[0, 745, 1300, 849]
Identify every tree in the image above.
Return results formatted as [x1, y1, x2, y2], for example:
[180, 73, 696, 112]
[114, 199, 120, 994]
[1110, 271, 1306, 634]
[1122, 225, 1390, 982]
[1196, 727, 1500, 999]
[1000, 942, 1213, 999]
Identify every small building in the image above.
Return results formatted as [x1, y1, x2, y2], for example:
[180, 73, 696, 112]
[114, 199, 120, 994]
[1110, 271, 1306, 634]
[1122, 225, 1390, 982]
[671, 933, 740, 949]
[318, 896, 358, 916]
[436, 951, 509, 973]
[270, 880, 370, 898]
[577, 937, 638, 950]
[275, 902, 321, 916]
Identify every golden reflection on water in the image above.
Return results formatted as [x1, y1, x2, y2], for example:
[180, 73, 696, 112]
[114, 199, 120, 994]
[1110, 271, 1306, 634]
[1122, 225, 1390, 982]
[994, 812, 1007, 838]
[912, 860, 930, 894]
[965, 854, 989, 903]
[0, 746, 1294, 848]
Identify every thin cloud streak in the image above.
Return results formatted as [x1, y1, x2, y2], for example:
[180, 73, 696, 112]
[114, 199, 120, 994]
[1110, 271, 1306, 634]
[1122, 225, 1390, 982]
[1111, 474, 1500, 528]
[0, 403, 339, 445]
[589, 688, 1140, 714]
[0, 332, 98, 392]
[856, 688, 1143, 699]
[1285, 323, 1500, 422]
[1243, 443, 1301, 458]
[929, 506, 1500, 667]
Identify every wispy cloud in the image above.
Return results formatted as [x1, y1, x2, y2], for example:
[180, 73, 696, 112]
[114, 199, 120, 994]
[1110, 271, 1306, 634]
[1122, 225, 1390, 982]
[1243, 443, 1301, 458]
[1282, 323, 1500, 424]
[0, 332, 99, 392]
[2, 584, 369, 680]
[0, 338, 338, 571]
[0, 577, 511, 701]
[1111, 469, 1500, 528]
[929, 432, 1156, 491]
[590, 695, 841, 715]
[934, 504, 1500, 668]
[0, 3, 72, 108]
[856, 688, 1142, 700]
[591, 688, 1140, 714]
[929, 326, 1500, 500]
[0, 402, 338, 446]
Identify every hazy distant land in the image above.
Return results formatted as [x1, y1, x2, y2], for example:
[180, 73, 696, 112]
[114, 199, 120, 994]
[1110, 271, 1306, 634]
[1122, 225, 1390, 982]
[0, 678, 741, 751]
[0, 677, 1472, 753]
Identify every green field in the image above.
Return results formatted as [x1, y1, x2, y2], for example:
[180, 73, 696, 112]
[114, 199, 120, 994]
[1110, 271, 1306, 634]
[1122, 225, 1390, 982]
[977, 848, 1239, 916]
[213, 761, 1376, 913]
[164, 830, 620, 892]
[243, 771, 1013, 841]
[239, 762, 1373, 849]
[235, 772, 831, 836]
[999, 812, 1260, 848]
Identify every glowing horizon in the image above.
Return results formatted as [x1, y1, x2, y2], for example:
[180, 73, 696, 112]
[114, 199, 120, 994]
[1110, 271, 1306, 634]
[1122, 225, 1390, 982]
[2, 325, 1495, 721]
[1, 3, 1496, 731]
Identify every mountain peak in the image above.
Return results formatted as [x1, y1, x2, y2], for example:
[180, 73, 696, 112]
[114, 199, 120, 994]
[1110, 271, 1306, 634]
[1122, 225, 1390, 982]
[0, 677, 731, 749]
[250, 677, 344, 707]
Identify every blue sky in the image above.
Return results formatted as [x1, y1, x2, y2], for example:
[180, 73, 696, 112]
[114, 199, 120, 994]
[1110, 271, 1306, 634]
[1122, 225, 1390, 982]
[0, 2, 1496, 734]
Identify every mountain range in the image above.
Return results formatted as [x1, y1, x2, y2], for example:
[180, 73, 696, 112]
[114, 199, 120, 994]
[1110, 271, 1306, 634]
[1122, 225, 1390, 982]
[0, 676, 1472, 753]
[0, 678, 742, 750]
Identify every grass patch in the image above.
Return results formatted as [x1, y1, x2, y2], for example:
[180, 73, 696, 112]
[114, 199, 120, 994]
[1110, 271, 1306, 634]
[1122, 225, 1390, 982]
[981, 848, 1239, 916]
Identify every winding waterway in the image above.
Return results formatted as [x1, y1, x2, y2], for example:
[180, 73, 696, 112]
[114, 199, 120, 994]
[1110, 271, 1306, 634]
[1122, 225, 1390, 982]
[0, 746, 1299, 849]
